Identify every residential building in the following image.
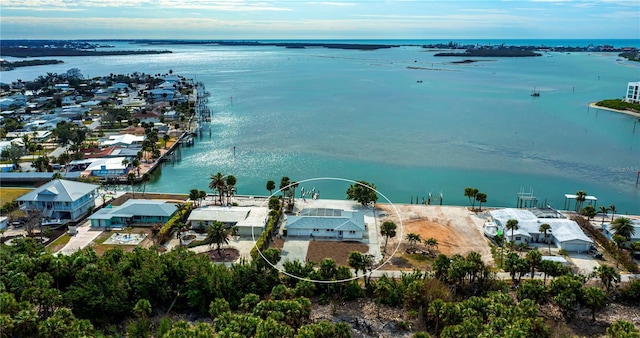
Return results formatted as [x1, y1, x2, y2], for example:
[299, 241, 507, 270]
[285, 208, 366, 240]
[187, 206, 269, 237]
[489, 208, 593, 252]
[626, 81, 640, 104]
[15, 179, 99, 223]
[101, 134, 144, 147]
[85, 157, 129, 177]
[89, 199, 177, 228]
[602, 217, 640, 244]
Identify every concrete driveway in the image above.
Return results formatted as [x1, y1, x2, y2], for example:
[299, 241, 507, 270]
[277, 239, 310, 269]
[569, 253, 601, 275]
[57, 220, 103, 255]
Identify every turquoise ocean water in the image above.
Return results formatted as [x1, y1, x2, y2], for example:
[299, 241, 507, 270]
[2, 40, 639, 213]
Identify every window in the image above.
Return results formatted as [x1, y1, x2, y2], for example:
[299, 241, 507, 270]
[515, 236, 521, 241]
[349, 231, 356, 234]
[313, 229, 319, 232]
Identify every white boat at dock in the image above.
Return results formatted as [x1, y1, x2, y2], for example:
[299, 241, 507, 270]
[483, 219, 499, 238]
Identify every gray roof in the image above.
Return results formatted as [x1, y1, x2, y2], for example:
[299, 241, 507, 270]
[89, 199, 177, 220]
[16, 179, 98, 203]
[187, 207, 251, 223]
[286, 210, 365, 232]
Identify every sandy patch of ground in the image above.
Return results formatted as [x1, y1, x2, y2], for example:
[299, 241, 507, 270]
[306, 241, 369, 266]
[377, 204, 493, 264]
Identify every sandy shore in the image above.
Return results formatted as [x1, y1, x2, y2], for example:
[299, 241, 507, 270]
[589, 102, 640, 118]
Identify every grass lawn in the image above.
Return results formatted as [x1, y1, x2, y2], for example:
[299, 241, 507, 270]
[0, 188, 32, 205]
[47, 233, 72, 253]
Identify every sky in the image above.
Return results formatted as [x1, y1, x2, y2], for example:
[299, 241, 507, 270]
[1, 0, 639, 40]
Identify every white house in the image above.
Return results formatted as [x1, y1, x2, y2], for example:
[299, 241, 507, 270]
[489, 208, 593, 252]
[626, 81, 640, 104]
[285, 208, 366, 240]
[187, 206, 268, 237]
[16, 179, 99, 223]
[101, 134, 144, 147]
[602, 217, 640, 243]
[85, 157, 129, 177]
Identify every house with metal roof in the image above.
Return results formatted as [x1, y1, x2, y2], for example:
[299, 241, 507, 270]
[187, 206, 268, 237]
[284, 208, 366, 240]
[89, 199, 178, 228]
[16, 179, 99, 223]
[489, 208, 593, 252]
[602, 217, 640, 244]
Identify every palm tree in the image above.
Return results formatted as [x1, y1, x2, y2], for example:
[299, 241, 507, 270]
[539, 223, 552, 254]
[225, 175, 237, 206]
[131, 158, 141, 177]
[206, 221, 231, 256]
[141, 173, 150, 196]
[280, 176, 291, 199]
[266, 180, 276, 196]
[506, 219, 519, 244]
[380, 221, 397, 252]
[406, 233, 421, 250]
[127, 172, 136, 198]
[209, 172, 226, 205]
[598, 205, 609, 225]
[475, 192, 487, 212]
[464, 187, 478, 209]
[609, 204, 617, 222]
[575, 190, 587, 211]
[610, 217, 635, 250]
[424, 237, 439, 253]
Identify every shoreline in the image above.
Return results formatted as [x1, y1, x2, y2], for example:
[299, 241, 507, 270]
[589, 102, 640, 118]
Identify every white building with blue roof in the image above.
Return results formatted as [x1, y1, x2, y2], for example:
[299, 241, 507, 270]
[285, 208, 366, 240]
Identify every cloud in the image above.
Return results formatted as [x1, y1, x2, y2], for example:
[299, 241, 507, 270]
[305, 1, 357, 6]
[2, 0, 292, 11]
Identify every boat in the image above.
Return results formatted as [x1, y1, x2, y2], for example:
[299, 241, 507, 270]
[41, 218, 65, 227]
[483, 219, 499, 238]
[531, 86, 540, 97]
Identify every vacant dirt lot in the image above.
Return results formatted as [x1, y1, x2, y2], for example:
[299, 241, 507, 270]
[306, 241, 369, 266]
[377, 204, 493, 265]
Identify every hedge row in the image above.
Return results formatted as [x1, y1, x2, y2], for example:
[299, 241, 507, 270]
[251, 203, 282, 260]
[572, 216, 638, 272]
[158, 202, 192, 244]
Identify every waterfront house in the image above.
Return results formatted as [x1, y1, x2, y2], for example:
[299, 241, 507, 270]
[0, 216, 8, 229]
[85, 157, 129, 178]
[187, 206, 268, 237]
[602, 217, 640, 244]
[89, 199, 177, 228]
[489, 208, 593, 252]
[285, 208, 366, 240]
[15, 179, 99, 223]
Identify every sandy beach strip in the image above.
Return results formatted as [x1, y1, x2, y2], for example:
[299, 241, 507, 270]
[589, 102, 640, 118]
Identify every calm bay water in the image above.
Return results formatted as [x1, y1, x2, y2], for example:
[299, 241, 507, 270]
[2, 40, 639, 213]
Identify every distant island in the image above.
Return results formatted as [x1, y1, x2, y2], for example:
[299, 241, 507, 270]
[0, 40, 171, 58]
[134, 39, 398, 50]
[0, 59, 64, 71]
[434, 48, 541, 57]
